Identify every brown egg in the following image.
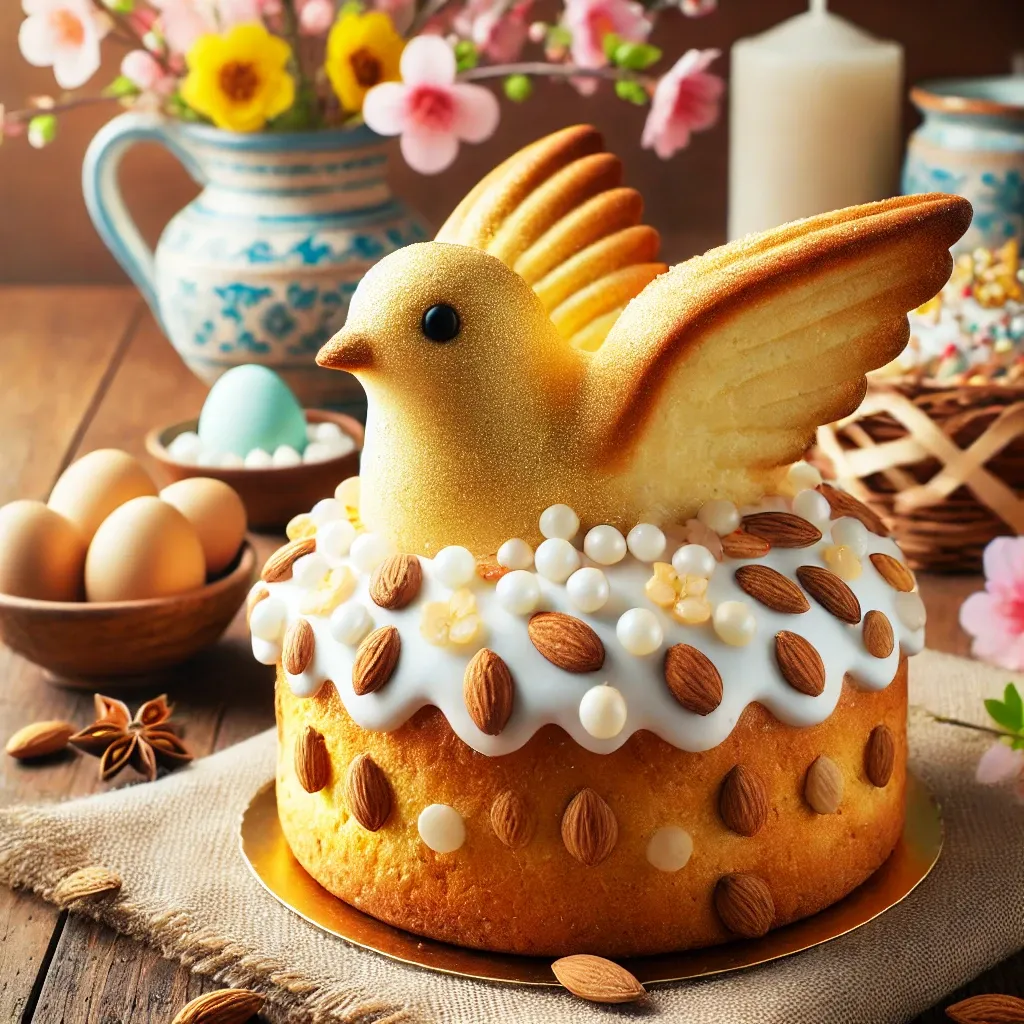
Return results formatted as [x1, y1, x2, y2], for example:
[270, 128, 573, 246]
[160, 478, 247, 577]
[0, 500, 86, 601]
[48, 449, 157, 543]
[85, 497, 205, 602]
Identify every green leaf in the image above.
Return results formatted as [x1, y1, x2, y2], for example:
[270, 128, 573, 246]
[984, 698, 1020, 733]
[602, 33, 622, 61]
[613, 42, 662, 71]
[503, 74, 532, 102]
[1013, 736, 1024, 751]
[1003, 683, 1024, 730]
[615, 79, 648, 105]
[103, 0, 135, 13]
[102, 76, 140, 100]
[167, 92, 205, 123]
[454, 40, 479, 72]
[546, 24, 572, 48]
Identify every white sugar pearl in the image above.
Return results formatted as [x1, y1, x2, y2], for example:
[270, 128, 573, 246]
[785, 461, 823, 494]
[579, 684, 627, 739]
[196, 451, 219, 467]
[831, 517, 869, 557]
[418, 803, 465, 853]
[584, 525, 627, 565]
[433, 546, 476, 588]
[250, 596, 287, 642]
[535, 538, 580, 583]
[272, 445, 302, 468]
[497, 538, 533, 570]
[350, 532, 394, 573]
[335, 476, 360, 506]
[713, 600, 757, 647]
[323, 433, 356, 457]
[167, 430, 202, 464]
[616, 608, 663, 656]
[292, 552, 329, 589]
[646, 826, 694, 872]
[793, 488, 831, 524]
[315, 421, 343, 443]
[539, 503, 580, 540]
[302, 441, 334, 464]
[218, 452, 245, 468]
[306, 424, 319, 443]
[310, 498, 345, 526]
[895, 591, 926, 631]
[566, 567, 610, 613]
[244, 447, 273, 469]
[329, 602, 372, 646]
[495, 570, 541, 614]
[317, 519, 357, 562]
[251, 637, 281, 666]
[671, 544, 716, 579]
[697, 499, 740, 536]
[627, 523, 666, 562]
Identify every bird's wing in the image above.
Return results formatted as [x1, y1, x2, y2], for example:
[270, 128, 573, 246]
[583, 193, 973, 490]
[436, 125, 667, 350]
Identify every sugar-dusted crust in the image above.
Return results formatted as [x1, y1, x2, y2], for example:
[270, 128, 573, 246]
[276, 659, 907, 957]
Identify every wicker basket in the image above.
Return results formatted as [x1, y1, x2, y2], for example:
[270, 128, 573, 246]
[815, 378, 1024, 573]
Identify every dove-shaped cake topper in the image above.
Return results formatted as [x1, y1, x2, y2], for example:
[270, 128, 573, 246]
[317, 125, 972, 556]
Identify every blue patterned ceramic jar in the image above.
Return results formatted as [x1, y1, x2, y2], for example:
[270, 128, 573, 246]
[82, 114, 429, 410]
[903, 77, 1024, 253]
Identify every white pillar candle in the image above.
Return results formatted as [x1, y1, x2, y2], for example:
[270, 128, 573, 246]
[728, 0, 903, 240]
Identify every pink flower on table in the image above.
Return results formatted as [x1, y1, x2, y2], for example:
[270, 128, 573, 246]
[363, 35, 500, 176]
[18, 0, 110, 90]
[976, 741, 1024, 786]
[454, 0, 532, 63]
[641, 47, 723, 160]
[960, 537, 1024, 671]
[563, 0, 650, 70]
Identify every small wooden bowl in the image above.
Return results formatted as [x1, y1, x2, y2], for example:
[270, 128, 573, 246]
[0, 543, 256, 686]
[146, 411, 363, 531]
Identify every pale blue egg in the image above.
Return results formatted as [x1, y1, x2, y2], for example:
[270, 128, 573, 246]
[198, 365, 307, 458]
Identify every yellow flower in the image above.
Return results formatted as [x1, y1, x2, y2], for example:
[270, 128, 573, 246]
[325, 10, 404, 113]
[182, 23, 296, 132]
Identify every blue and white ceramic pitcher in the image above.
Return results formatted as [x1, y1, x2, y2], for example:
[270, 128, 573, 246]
[83, 114, 429, 410]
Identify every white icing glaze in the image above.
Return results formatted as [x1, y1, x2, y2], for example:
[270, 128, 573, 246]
[255, 501, 925, 757]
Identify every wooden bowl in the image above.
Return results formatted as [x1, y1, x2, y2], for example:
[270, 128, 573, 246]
[0, 543, 256, 686]
[146, 410, 363, 531]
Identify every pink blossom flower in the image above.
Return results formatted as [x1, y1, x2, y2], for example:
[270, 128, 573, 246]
[976, 741, 1024, 785]
[121, 49, 169, 91]
[297, 0, 333, 35]
[372, 0, 416, 35]
[960, 537, 1024, 671]
[680, 0, 716, 15]
[454, 0, 532, 63]
[18, 0, 109, 90]
[152, 0, 266, 55]
[641, 47, 723, 160]
[363, 35, 500, 175]
[562, 0, 649, 71]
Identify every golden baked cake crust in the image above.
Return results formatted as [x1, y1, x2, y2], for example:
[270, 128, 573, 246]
[276, 661, 907, 957]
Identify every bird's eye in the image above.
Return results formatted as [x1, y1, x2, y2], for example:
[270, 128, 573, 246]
[421, 304, 460, 343]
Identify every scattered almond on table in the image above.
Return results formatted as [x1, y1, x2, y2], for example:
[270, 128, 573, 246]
[52, 865, 122, 909]
[946, 994, 1024, 1023]
[171, 989, 265, 1024]
[5, 720, 74, 760]
[551, 954, 646, 1004]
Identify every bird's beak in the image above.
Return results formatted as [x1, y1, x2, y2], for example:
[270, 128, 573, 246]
[316, 330, 373, 371]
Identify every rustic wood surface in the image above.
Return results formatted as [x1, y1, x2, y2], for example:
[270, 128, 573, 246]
[0, 285, 1020, 1022]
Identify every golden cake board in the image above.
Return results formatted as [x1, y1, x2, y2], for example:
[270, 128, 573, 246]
[239, 774, 942, 987]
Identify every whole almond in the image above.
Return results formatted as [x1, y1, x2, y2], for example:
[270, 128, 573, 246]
[282, 618, 315, 675]
[295, 726, 330, 793]
[551, 955, 645, 1004]
[6, 720, 73, 760]
[171, 989, 265, 1024]
[721, 530, 771, 559]
[805, 755, 844, 814]
[818, 483, 888, 536]
[796, 565, 862, 624]
[775, 631, 826, 697]
[352, 626, 400, 695]
[870, 553, 916, 593]
[714, 873, 775, 938]
[664, 644, 723, 716]
[561, 789, 618, 866]
[261, 536, 316, 583]
[52, 865, 122, 908]
[741, 512, 822, 548]
[719, 765, 769, 837]
[369, 554, 422, 610]
[464, 649, 514, 735]
[528, 612, 604, 673]
[863, 610, 895, 658]
[735, 565, 810, 614]
[246, 585, 269, 627]
[865, 724, 896, 787]
[490, 790, 534, 849]
[345, 753, 392, 831]
[946, 994, 1024, 1024]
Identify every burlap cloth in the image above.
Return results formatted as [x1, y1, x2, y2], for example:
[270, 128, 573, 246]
[1, 649, 1022, 1023]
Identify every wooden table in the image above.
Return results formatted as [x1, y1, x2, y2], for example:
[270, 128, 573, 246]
[0, 286, 1020, 1022]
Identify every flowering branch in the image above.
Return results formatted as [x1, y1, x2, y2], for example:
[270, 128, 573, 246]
[922, 710, 1018, 740]
[3, 93, 118, 125]
[86, 0, 173, 72]
[459, 61, 655, 88]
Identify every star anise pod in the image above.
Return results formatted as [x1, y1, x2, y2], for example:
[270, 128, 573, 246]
[69, 694, 192, 783]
